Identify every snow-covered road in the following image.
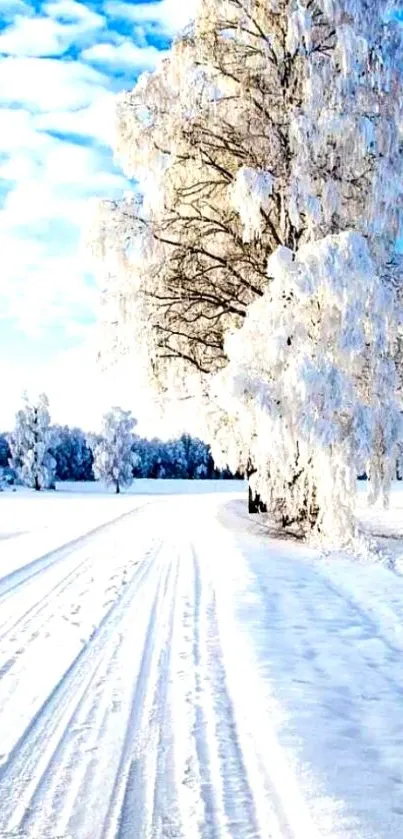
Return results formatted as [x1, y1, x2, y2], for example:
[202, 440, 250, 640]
[0, 489, 403, 838]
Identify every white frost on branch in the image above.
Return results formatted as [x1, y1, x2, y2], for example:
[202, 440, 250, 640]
[286, 3, 312, 54]
[230, 166, 274, 242]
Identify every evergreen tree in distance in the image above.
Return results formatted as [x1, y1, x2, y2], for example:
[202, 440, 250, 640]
[51, 426, 94, 482]
[0, 434, 10, 469]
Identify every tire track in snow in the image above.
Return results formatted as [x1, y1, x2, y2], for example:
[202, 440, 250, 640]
[0, 501, 161, 695]
[148, 541, 205, 839]
[0, 499, 159, 663]
[190, 519, 327, 839]
[141, 536, 293, 839]
[0, 549, 97, 662]
[197, 573, 262, 838]
[22, 539, 168, 839]
[0, 505, 165, 767]
[0, 499, 156, 601]
[0, 497, 351, 839]
[190, 546, 288, 839]
[191, 549, 232, 839]
[148, 557, 183, 839]
[0, 537, 164, 836]
[148, 542, 206, 839]
[100, 548, 180, 839]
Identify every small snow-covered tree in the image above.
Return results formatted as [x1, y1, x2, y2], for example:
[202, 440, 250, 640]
[8, 393, 56, 491]
[91, 408, 137, 493]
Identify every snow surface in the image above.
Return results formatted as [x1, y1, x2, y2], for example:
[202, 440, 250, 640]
[0, 480, 403, 837]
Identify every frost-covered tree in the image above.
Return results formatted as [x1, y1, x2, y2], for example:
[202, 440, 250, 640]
[91, 0, 403, 382]
[8, 393, 57, 491]
[210, 232, 401, 540]
[91, 408, 137, 493]
[90, 0, 403, 538]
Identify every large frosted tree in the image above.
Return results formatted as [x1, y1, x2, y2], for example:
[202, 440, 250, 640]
[8, 393, 57, 491]
[209, 232, 401, 540]
[90, 0, 403, 538]
[91, 408, 137, 493]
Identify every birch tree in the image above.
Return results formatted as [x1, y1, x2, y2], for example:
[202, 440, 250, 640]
[90, 0, 403, 537]
[210, 232, 401, 540]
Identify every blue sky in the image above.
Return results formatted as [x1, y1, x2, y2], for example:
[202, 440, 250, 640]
[0, 0, 195, 432]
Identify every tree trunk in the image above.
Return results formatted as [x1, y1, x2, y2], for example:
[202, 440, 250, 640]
[246, 457, 319, 531]
[248, 484, 260, 513]
[246, 461, 267, 514]
[34, 475, 41, 492]
[248, 484, 267, 514]
[115, 481, 120, 494]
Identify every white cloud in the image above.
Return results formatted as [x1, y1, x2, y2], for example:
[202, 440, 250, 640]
[0, 16, 69, 55]
[1, 132, 125, 216]
[44, 0, 104, 28]
[0, 230, 97, 332]
[0, 53, 125, 344]
[0, 112, 126, 334]
[82, 40, 164, 70]
[0, 56, 108, 109]
[104, 0, 198, 34]
[33, 91, 117, 146]
[0, 2, 104, 57]
[0, 0, 194, 430]
[0, 107, 48, 153]
[0, 0, 31, 20]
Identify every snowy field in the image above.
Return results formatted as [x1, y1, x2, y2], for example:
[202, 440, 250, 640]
[0, 480, 403, 837]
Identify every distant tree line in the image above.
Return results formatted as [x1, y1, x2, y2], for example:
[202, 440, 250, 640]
[0, 394, 237, 491]
[131, 435, 234, 481]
